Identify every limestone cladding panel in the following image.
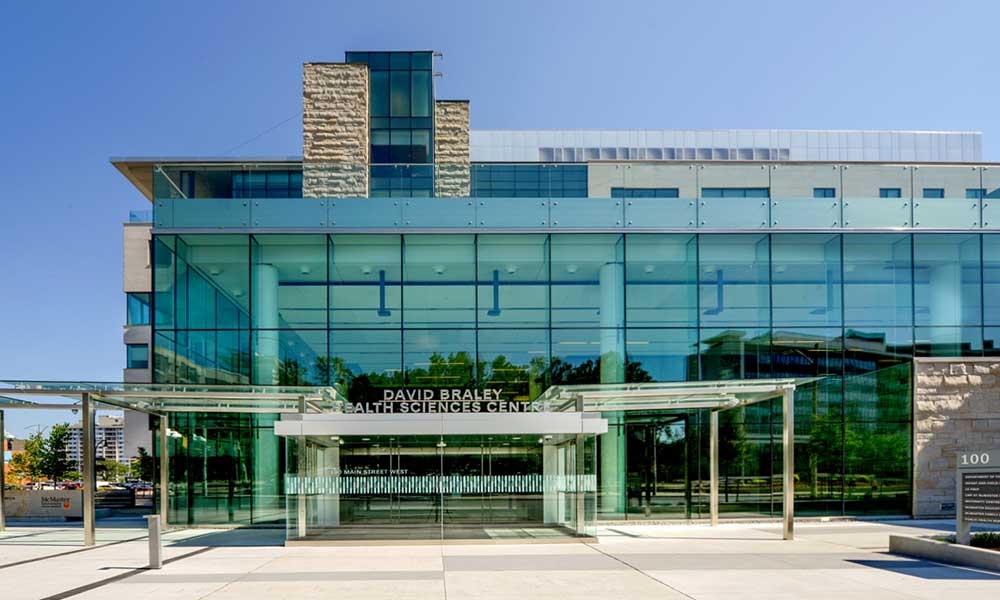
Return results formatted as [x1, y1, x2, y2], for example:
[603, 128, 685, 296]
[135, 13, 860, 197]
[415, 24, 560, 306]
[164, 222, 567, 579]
[913, 358, 1000, 517]
[302, 63, 369, 197]
[434, 101, 470, 197]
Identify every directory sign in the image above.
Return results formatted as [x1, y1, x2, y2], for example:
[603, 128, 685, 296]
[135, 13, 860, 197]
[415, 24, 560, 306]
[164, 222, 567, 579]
[956, 449, 1000, 543]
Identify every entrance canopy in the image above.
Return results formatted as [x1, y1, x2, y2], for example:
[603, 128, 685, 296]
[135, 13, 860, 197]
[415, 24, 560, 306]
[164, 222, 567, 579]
[539, 379, 804, 413]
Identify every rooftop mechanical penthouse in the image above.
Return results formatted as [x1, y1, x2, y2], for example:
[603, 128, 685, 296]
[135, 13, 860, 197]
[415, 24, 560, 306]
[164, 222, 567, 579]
[112, 50, 1000, 543]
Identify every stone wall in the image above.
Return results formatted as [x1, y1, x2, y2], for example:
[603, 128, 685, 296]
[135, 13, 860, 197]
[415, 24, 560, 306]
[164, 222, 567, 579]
[302, 63, 369, 197]
[433, 100, 470, 197]
[914, 358, 1000, 517]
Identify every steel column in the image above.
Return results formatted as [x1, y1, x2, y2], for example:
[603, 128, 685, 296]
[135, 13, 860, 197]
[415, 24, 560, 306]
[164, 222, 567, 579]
[0, 409, 5, 532]
[782, 387, 795, 540]
[82, 393, 95, 546]
[159, 415, 169, 526]
[297, 396, 307, 538]
[710, 410, 719, 526]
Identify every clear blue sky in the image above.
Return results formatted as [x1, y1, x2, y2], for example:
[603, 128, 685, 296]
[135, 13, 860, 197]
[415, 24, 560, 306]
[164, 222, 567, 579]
[0, 0, 996, 437]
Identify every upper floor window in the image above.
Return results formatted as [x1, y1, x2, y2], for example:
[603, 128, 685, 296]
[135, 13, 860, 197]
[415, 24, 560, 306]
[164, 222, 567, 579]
[879, 188, 902, 198]
[813, 188, 836, 198]
[967, 188, 987, 199]
[701, 187, 769, 198]
[126, 292, 150, 326]
[922, 188, 945, 199]
[611, 187, 680, 198]
[126, 344, 149, 370]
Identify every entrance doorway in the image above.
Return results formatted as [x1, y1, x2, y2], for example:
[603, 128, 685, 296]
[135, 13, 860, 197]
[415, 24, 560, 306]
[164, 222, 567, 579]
[624, 414, 698, 519]
[288, 433, 596, 542]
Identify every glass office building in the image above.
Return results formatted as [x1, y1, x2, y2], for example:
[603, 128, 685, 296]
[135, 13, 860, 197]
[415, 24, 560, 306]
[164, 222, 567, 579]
[113, 50, 998, 540]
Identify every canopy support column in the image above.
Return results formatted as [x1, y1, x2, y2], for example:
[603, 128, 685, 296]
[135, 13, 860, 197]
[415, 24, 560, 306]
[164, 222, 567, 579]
[82, 393, 95, 546]
[297, 396, 307, 539]
[782, 387, 795, 540]
[0, 409, 6, 532]
[159, 415, 169, 527]
[710, 410, 719, 526]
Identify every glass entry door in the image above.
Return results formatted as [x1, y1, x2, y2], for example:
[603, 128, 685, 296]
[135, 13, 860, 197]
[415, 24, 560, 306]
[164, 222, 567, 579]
[287, 433, 595, 541]
[625, 415, 695, 519]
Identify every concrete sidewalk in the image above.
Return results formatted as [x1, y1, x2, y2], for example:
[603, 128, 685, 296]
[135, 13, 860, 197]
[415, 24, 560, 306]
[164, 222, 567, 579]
[1, 520, 998, 599]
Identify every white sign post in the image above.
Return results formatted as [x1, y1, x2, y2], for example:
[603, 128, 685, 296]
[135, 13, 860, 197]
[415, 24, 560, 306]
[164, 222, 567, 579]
[956, 449, 1000, 545]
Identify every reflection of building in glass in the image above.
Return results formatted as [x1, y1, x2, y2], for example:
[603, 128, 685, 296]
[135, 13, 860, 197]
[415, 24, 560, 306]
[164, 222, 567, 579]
[111, 49, 999, 532]
[68, 415, 125, 471]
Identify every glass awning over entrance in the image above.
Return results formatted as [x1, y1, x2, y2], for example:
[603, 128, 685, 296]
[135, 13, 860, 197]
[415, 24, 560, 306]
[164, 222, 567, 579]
[0, 380, 343, 415]
[539, 378, 810, 413]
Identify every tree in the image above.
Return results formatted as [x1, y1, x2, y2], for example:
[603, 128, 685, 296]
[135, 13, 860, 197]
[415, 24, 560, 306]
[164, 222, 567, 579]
[96, 459, 130, 483]
[133, 447, 155, 482]
[39, 424, 74, 482]
[8, 433, 44, 483]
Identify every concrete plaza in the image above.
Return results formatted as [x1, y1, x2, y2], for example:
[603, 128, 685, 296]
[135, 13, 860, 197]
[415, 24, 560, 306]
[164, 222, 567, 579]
[1, 519, 998, 599]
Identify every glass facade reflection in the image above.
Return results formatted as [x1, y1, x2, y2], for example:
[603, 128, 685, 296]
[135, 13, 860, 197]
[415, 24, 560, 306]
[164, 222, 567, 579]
[151, 231, 1000, 524]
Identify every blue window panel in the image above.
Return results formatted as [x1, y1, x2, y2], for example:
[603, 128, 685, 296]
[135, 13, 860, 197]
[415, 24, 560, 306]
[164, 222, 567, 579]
[813, 188, 836, 198]
[127, 292, 151, 326]
[879, 188, 902, 198]
[922, 188, 945, 199]
[702, 188, 770, 198]
[127, 344, 149, 369]
[611, 187, 680, 198]
[966, 188, 987, 199]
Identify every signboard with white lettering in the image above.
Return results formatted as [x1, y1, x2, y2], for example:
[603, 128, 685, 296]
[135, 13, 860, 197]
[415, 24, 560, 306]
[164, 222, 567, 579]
[956, 449, 1000, 543]
[345, 388, 548, 414]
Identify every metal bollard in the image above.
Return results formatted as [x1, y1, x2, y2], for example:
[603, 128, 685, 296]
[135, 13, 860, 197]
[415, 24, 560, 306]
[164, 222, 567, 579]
[145, 514, 163, 569]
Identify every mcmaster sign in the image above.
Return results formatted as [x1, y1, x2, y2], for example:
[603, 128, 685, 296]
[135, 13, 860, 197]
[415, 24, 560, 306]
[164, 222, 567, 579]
[345, 388, 546, 414]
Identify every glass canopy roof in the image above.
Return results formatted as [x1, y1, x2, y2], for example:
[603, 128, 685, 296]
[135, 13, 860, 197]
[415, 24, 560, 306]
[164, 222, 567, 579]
[0, 381, 343, 415]
[540, 379, 811, 413]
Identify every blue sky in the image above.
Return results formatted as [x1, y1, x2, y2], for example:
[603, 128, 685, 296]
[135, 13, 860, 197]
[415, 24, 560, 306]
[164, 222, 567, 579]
[0, 0, 996, 437]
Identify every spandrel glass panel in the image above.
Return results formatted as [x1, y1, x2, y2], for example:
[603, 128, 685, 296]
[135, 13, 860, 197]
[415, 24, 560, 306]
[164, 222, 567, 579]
[625, 234, 697, 327]
[843, 234, 912, 327]
[330, 234, 401, 328]
[551, 329, 624, 385]
[252, 235, 327, 330]
[625, 328, 698, 383]
[477, 329, 549, 401]
[551, 234, 624, 328]
[404, 329, 475, 387]
[913, 234, 981, 327]
[404, 235, 475, 328]
[698, 235, 770, 327]
[477, 234, 549, 327]
[771, 234, 842, 327]
[329, 329, 403, 399]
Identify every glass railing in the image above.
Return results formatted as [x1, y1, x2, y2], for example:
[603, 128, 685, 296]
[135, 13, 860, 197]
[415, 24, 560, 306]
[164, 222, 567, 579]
[128, 209, 153, 223]
[148, 162, 998, 231]
[154, 195, 1000, 231]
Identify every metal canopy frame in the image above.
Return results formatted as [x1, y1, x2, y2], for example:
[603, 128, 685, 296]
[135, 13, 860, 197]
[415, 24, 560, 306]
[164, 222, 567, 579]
[542, 378, 802, 540]
[0, 380, 340, 545]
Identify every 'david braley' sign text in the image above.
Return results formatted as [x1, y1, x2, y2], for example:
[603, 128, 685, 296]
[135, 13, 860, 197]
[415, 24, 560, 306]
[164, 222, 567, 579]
[345, 388, 543, 414]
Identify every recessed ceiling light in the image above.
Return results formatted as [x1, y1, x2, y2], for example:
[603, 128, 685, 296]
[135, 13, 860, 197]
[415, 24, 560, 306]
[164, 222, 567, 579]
[566, 264, 578, 274]
[505, 264, 518, 275]
[299, 266, 312, 275]
[643, 265, 655, 274]
[433, 265, 446, 275]
[361, 266, 372, 275]
[208, 267, 222, 276]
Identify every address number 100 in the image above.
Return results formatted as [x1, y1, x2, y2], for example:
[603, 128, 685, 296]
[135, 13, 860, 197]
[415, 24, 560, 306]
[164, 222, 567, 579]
[960, 453, 991, 466]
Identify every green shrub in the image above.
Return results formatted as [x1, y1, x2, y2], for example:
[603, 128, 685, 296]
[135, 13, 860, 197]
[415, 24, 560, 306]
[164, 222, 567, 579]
[970, 532, 1000, 549]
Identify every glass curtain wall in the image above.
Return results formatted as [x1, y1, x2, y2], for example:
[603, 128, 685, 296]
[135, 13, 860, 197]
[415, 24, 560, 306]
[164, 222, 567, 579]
[151, 233, 1000, 523]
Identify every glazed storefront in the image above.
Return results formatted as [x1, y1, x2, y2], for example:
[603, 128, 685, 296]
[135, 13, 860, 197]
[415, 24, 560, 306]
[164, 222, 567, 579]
[277, 380, 798, 543]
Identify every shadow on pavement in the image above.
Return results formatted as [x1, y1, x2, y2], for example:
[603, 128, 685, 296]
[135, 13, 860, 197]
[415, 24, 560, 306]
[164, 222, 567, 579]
[848, 557, 1000, 580]
[169, 528, 285, 547]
